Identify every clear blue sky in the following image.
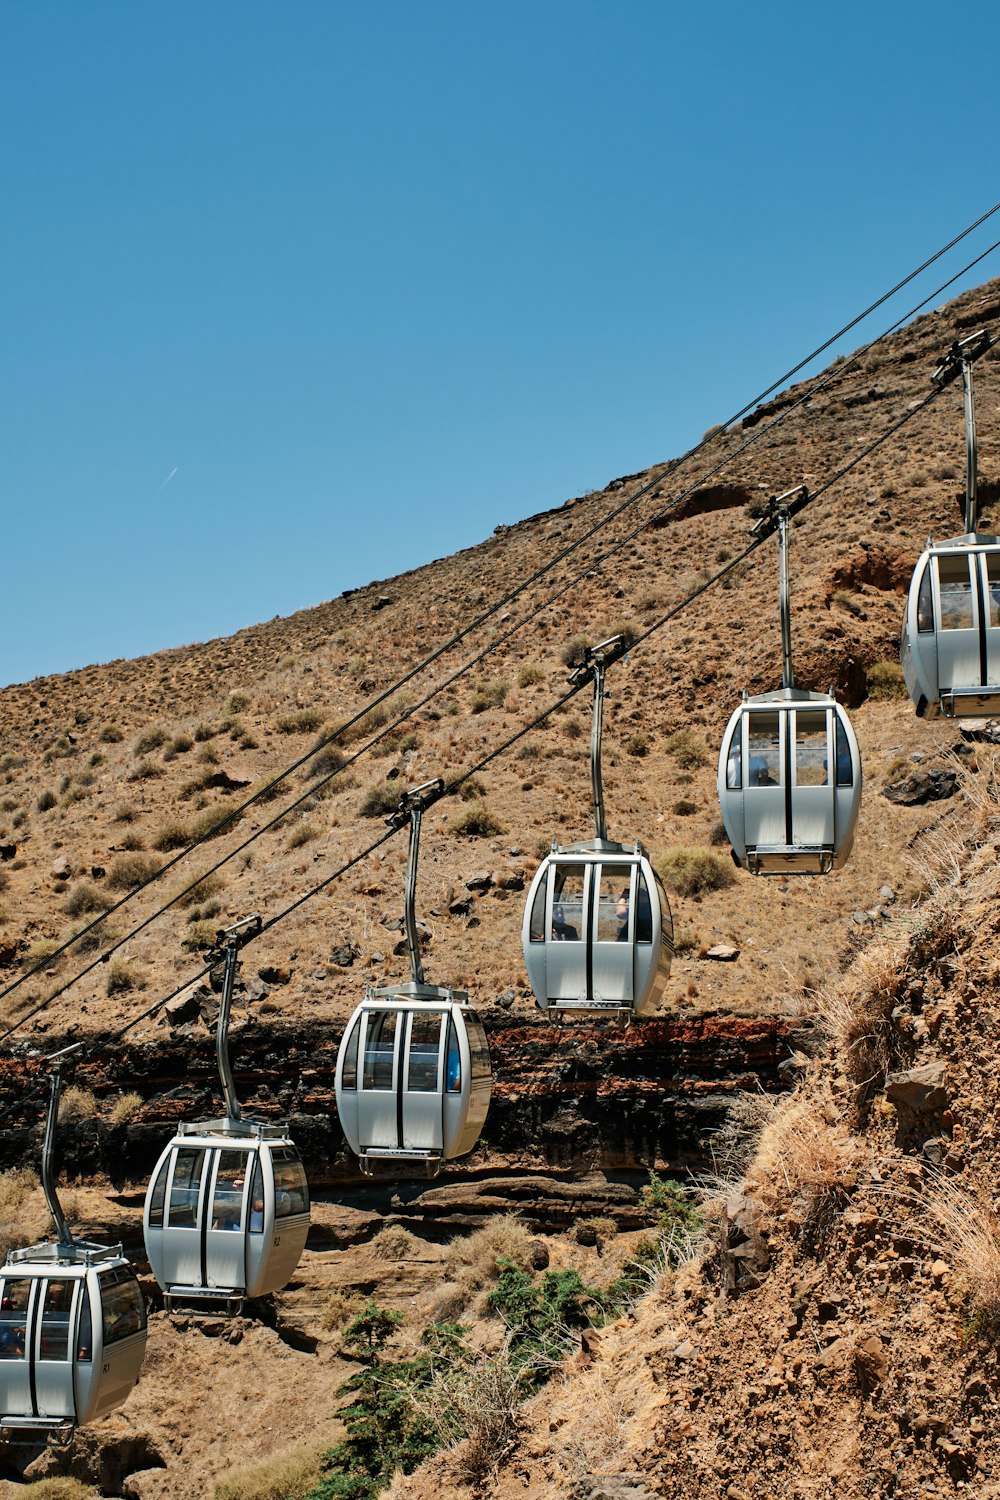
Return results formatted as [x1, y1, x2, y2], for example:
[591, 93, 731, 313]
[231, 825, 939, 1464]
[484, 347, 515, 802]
[5, 1, 1000, 688]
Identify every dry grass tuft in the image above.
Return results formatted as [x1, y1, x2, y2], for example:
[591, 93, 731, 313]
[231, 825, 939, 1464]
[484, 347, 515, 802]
[437, 1215, 535, 1318]
[925, 1177, 1000, 1334]
[107, 852, 162, 890]
[371, 1224, 419, 1261]
[319, 1289, 365, 1332]
[737, 1087, 864, 1249]
[425, 1343, 522, 1485]
[18, 1481, 101, 1499]
[212, 1441, 327, 1500]
[59, 1086, 97, 1123]
[814, 936, 910, 1088]
[109, 1091, 143, 1126]
[656, 846, 735, 897]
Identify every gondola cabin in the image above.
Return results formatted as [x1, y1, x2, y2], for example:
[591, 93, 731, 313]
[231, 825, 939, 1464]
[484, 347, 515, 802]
[143, 1120, 310, 1311]
[522, 841, 673, 1017]
[717, 688, 861, 874]
[336, 987, 492, 1175]
[901, 537, 1000, 718]
[0, 1243, 146, 1438]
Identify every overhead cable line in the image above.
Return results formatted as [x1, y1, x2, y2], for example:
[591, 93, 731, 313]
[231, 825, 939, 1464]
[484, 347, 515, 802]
[3, 214, 995, 1020]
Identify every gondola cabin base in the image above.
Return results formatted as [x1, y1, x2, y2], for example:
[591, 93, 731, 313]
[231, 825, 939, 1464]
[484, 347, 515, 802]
[0, 1241, 146, 1439]
[143, 1119, 310, 1310]
[336, 985, 492, 1176]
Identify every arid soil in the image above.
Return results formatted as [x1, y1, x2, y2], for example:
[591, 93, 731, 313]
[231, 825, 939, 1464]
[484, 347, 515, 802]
[1, 278, 1000, 1496]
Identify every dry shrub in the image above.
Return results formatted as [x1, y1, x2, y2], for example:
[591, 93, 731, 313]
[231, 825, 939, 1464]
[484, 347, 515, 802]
[866, 659, 907, 700]
[664, 728, 707, 769]
[275, 708, 325, 735]
[107, 852, 162, 890]
[450, 806, 505, 838]
[371, 1224, 419, 1261]
[547, 1360, 637, 1485]
[574, 1216, 617, 1248]
[425, 1343, 521, 1485]
[360, 781, 403, 819]
[189, 804, 236, 841]
[106, 957, 144, 996]
[63, 880, 112, 918]
[656, 846, 735, 897]
[153, 819, 191, 852]
[816, 936, 909, 1087]
[0, 1167, 38, 1216]
[109, 1091, 143, 1126]
[212, 1441, 327, 1500]
[19, 1481, 100, 1499]
[738, 1087, 864, 1249]
[319, 1289, 364, 1332]
[59, 1086, 97, 1123]
[0, 1170, 46, 1262]
[174, 869, 226, 909]
[439, 1215, 535, 1316]
[925, 1177, 1000, 1334]
[287, 821, 319, 849]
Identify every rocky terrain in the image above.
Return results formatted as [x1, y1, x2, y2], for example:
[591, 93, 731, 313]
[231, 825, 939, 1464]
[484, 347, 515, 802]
[1, 276, 1000, 1496]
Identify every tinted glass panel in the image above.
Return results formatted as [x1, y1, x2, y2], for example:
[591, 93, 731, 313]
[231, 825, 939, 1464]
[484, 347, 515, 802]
[596, 868, 629, 943]
[363, 1011, 398, 1090]
[211, 1149, 249, 1231]
[986, 553, 1000, 628]
[917, 562, 934, 633]
[938, 554, 974, 630]
[552, 865, 585, 941]
[77, 1290, 92, 1361]
[147, 1154, 169, 1229]
[340, 1015, 361, 1090]
[273, 1153, 309, 1217]
[0, 1279, 30, 1359]
[635, 872, 653, 944]
[445, 1016, 462, 1092]
[835, 715, 853, 787]
[747, 713, 781, 786]
[40, 1278, 75, 1361]
[726, 725, 742, 789]
[465, 1015, 491, 1086]
[249, 1154, 265, 1234]
[407, 1011, 442, 1093]
[528, 876, 546, 942]
[168, 1147, 206, 1229]
[99, 1266, 145, 1345]
[795, 712, 828, 786]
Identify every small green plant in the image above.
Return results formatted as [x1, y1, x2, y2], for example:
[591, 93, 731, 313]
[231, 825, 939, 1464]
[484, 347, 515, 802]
[36, 789, 57, 813]
[450, 806, 505, 838]
[459, 776, 487, 801]
[107, 852, 162, 890]
[486, 1266, 612, 1382]
[517, 664, 544, 688]
[656, 846, 735, 897]
[867, 659, 907, 701]
[626, 732, 650, 757]
[664, 729, 707, 770]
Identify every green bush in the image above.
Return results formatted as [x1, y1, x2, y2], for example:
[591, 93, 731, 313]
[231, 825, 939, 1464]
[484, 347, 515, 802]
[486, 1266, 612, 1382]
[656, 846, 735, 897]
[626, 732, 650, 757]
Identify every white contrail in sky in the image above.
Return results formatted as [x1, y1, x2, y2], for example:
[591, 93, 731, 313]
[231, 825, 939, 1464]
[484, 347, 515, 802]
[159, 466, 179, 490]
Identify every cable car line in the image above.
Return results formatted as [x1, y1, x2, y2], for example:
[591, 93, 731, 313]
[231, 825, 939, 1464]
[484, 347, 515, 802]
[4, 219, 997, 1021]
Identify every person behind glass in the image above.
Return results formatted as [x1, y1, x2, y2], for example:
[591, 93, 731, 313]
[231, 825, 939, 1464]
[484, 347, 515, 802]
[552, 901, 578, 941]
[249, 1196, 265, 1232]
[615, 888, 630, 941]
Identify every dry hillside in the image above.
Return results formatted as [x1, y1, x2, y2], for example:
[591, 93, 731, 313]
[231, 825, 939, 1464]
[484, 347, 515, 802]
[2, 276, 1000, 1498]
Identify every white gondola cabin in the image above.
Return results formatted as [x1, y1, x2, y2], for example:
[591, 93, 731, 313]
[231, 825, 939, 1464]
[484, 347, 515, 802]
[901, 330, 999, 719]
[143, 1121, 310, 1310]
[336, 985, 492, 1175]
[0, 1055, 146, 1439]
[717, 491, 862, 876]
[520, 637, 674, 1018]
[0, 1246, 146, 1439]
[522, 841, 673, 1016]
[717, 688, 861, 874]
[335, 782, 492, 1175]
[142, 917, 310, 1309]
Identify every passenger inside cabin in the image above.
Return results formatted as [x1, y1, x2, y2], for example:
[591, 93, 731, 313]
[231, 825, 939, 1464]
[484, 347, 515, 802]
[551, 902, 578, 941]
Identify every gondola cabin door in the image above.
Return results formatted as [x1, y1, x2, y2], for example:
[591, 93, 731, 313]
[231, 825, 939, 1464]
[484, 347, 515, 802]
[149, 1144, 252, 1293]
[355, 1008, 449, 1155]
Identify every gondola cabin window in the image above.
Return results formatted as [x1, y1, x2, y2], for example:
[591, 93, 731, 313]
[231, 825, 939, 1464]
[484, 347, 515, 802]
[272, 1149, 309, 1218]
[466, 1016, 491, 1086]
[939, 554, 974, 629]
[795, 713, 828, 785]
[363, 1012, 397, 1090]
[340, 1015, 361, 1089]
[917, 564, 934, 633]
[40, 1279, 74, 1360]
[553, 865, 585, 941]
[99, 1267, 145, 1345]
[0, 1280, 29, 1359]
[211, 1150, 249, 1231]
[168, 1147, 205, 1229]
[446, 1015, 461, 1092]
[748, 713, 781, 785]
[408, 1011, 441, 1092]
